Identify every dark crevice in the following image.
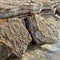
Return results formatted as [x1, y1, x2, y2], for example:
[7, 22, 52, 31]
[23, 15, 36, 44]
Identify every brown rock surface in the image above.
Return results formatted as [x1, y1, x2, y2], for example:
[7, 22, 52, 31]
[0, 0, 59, 18]
[24, 15, 58, 44]
[34, 15, 58, 44]
[55, 7, 60, 16]
[0, 42, 12, 60]
[0, 18, 32, 60]
[0, 0, 59, 60]
[0, 0, 30, 18]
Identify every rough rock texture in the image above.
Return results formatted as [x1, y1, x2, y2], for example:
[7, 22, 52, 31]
[4, 19, 60, 60]
[55, 7, 60, 16]
[0, 0, 30, 18]
[0, 42, 12, 60]
[24, 15, 58, 44]
[0, 0, 59, 60]
[0, 18, 32, 60]
[6, 44, 48, 60]
[0, 0, 41, 18]
[0, 0, 58, 18]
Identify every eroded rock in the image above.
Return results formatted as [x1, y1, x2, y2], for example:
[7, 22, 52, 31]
[0, 0, 53, 18]
[55, 6, 60, 16]
[24, 15, 58, 44]
[0, 18, 32, 60]
[0, 0, 30, 18]
[0, 42, 12, 60]
[0, 0, 59, 18]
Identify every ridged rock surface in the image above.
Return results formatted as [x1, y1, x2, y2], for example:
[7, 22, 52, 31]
[24, 15, 58, 44]
[0, 18, 32, 60]
[1, 0, 60, 18]
[0, 0, 41, 18]
[34, 15, 58, 44]
[0, 0, 59, 60]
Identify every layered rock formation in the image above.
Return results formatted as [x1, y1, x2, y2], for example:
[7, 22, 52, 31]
[24, 15, 58, 44]
[0, 0, 41, 18]
[55, 6, 60, 16]
[0, 0, 59, 60]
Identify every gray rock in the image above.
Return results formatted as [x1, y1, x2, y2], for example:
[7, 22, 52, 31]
[24, 15, 58, 44]
[0, 0, 54, 18]
[0, 42, 12, 60]
[41, 44, 58, 52]
[0, 18, 32, 60]
[0, 0, 30, 18]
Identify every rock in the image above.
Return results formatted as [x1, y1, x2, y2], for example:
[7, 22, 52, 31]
[21, 45, 47, 60]
[0, 0, 59, 60]
[35, 15, 58, 44]
[7, 44, 48, 60]
[41, 44, 58, 52]
[24, 15, 58, 45]
[0, 0, 30, 18]
[50, 0, 60, 3]
[55, 7, 60, 16]
[0, 0, 54, 18]
[0, 18, 32, 60]
[0, 42, 12, 60]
